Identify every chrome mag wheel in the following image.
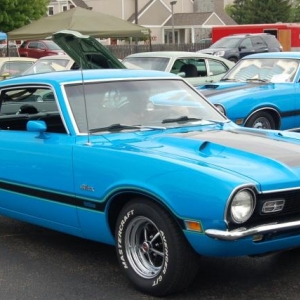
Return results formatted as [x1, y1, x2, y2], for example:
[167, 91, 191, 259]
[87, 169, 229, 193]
[125, 216, 164, 279]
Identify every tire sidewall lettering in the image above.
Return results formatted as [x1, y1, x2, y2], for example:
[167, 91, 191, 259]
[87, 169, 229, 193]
[117, 208, 169, 288]
[117, 209, 134, 269]
[152, 230, 168, 287]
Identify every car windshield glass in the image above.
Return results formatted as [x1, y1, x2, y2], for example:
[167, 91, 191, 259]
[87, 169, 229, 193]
[45, 41, 62, 50]
[0, 61, 34, 76]
[211, 37, 240, 48]
[64, 79, 226, 133]
[23, 61, 66, 75]
[36, 58, 70, 67]
[222, 58, 299, 83]
[122, 57, 170, 71]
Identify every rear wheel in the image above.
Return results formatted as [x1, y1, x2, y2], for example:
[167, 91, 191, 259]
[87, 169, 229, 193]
[115, 198, 199, 297]
[245, 111, 276, 129]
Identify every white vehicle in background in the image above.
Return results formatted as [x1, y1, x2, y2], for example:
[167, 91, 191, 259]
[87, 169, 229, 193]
[122, 51, 235, 86]
[22, 55, 76, 75]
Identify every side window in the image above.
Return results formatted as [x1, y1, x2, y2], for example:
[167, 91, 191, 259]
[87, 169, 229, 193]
[28, 42, 38, 49]
[171, 59, 184, 74]
[173, 59, 204, 77]
[179, 60, 199, 78]
[0, 87, 66, 133]
[37, 42, 46, 50]
[0, 88, 58, 115]
[239, 38, 252, 49]
[251, 37, 267, 49]
[192, 59, 207, 76]
[207, 59, 228, 76]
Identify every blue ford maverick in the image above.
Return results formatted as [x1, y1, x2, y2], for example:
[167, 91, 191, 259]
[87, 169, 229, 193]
[2, 69, 300, 296]
[198, 52, 300, 130]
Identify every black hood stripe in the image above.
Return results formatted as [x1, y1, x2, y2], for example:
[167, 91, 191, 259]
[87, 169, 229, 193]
[200, 82, 268, 98]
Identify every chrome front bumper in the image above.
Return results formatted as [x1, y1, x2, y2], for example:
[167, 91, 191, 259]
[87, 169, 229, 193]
[205, 220, 300, 241]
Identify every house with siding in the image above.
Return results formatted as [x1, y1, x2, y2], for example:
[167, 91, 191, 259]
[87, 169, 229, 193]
[48, 0, 236, 44]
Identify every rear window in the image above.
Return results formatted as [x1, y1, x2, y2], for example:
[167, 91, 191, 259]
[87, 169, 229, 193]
[123, 57, 170, 71]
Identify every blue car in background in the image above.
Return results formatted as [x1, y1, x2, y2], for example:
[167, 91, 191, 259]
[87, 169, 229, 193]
[3, 69, 300, 296]
[198, 52, 300, 130]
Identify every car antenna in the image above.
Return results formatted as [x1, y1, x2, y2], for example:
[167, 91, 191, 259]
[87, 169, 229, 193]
[80, 59, 92, 146]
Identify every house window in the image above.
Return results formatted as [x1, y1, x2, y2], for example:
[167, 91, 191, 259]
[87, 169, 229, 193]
[62, 5, 68, 11]
[48, 6, 54, 16]
[164, 30, 179, 44]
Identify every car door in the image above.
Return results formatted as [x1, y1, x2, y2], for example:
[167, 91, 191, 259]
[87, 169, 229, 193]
[27, 41, 40, 58]
[238, 37, 256, 58]
[251, 36, 269, 54]
[0, 86, 79, 231]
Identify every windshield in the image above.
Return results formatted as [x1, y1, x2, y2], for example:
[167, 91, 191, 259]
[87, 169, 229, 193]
[222, 58, 299, 83]
[122, 57, 170, 71]
[211, 37, 240, 48]
[45, 41, 62, 50]
[64, 79, 226, 133]
[22, 60, 67, 75]
[0, 61, 34, 76]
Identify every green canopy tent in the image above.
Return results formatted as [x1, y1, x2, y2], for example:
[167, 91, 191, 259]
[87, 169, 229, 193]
[7, 7, 150, 40]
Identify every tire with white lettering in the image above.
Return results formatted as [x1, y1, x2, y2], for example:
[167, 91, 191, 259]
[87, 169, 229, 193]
[115, 198, 199, 297]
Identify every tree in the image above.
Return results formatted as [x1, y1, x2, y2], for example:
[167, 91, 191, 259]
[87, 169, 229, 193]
[226, 0, 292, 24]
[225, 0, 252, 24]
[0, 0, 49, 33]
[290, 0, 300, 22]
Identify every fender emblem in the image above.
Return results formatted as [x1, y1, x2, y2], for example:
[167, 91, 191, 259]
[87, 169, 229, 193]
[80, 184, 95, 192]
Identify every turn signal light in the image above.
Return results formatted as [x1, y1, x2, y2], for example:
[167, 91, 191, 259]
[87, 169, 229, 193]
[185, 220, 202, 232]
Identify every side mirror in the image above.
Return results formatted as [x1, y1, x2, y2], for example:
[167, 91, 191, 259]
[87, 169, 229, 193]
[27, 120, 49, 139]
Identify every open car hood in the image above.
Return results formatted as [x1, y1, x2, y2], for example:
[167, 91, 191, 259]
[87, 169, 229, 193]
[52, 30, 125, 70]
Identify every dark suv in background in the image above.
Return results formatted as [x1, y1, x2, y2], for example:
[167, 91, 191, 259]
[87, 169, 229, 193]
[198, 33, 282, 63]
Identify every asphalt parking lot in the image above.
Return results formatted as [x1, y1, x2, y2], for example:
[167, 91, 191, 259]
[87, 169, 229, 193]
[1, 215, 300, 300]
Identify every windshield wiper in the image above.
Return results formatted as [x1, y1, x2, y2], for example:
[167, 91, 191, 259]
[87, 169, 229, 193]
[89, 123, 165, 133]
[246, 78, 269, 83]
[162, 116, 202, 124]
[220, 78, 241, 82]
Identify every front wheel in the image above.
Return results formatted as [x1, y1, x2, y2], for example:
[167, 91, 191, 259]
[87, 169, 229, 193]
[115, 198, 199, 297]
[228, 57, 238, 63]
[245, 111, 276, 129]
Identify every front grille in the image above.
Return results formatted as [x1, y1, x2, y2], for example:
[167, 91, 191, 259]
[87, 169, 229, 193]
[229, 189, 300, 230]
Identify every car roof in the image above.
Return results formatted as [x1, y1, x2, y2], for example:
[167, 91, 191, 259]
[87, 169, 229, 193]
[37, 55, 73, 61]
[0, 69, 180, 86]
[224, 33, 273, 38]
[125, 51, 220, 59]
[24, 40, 56, 43]
[242, 52, 300, 59]
[124, 51, 233, 64]
[0, 57, 36, 62]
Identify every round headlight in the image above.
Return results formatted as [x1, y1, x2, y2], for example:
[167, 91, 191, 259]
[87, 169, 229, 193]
[214, 104, 226, 115]
[230, 189, 255, 223]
